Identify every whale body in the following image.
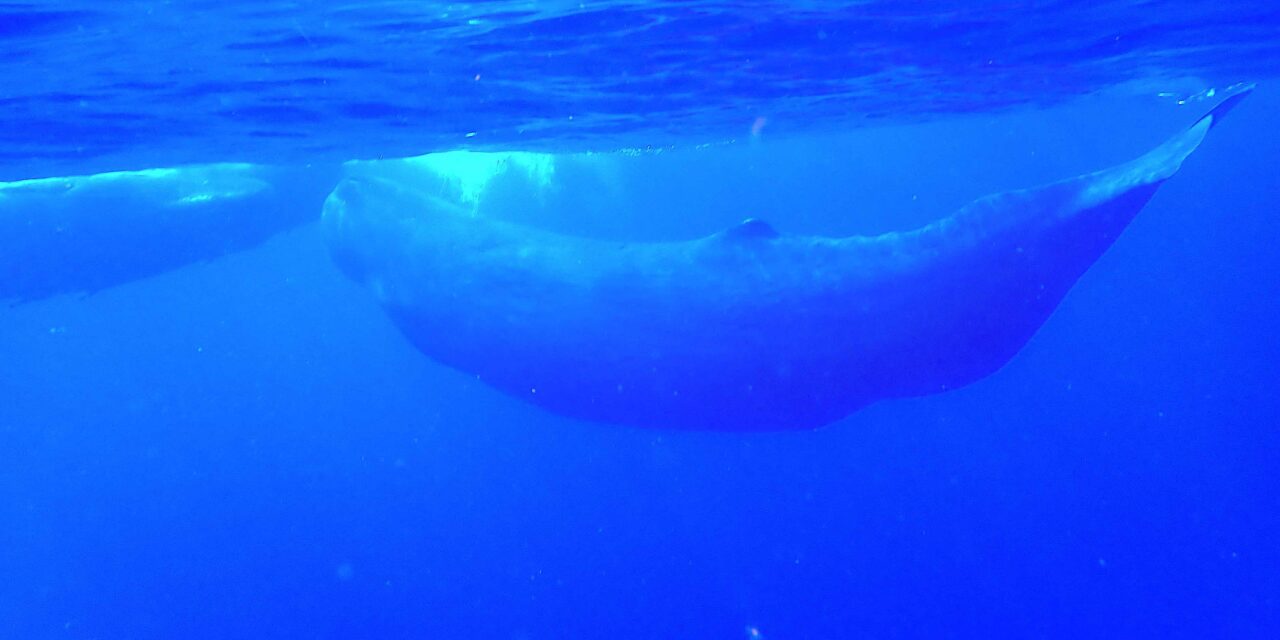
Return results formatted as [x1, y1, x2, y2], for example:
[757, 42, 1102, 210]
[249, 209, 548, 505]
[0, 163, 337, 303]
[324, 92, 1248, 431]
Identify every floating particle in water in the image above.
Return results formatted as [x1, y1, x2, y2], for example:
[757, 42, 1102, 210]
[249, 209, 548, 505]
[336, 563, 355, 580]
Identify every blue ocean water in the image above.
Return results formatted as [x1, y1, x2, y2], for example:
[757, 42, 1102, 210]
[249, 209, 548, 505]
[1, 2, 1278, 638]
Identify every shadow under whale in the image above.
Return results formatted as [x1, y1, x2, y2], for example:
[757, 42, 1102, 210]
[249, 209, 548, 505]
[324, 91, 1250, 431]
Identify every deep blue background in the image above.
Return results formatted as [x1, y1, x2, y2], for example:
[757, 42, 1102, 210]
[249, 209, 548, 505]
[1, 83, 1277, 638]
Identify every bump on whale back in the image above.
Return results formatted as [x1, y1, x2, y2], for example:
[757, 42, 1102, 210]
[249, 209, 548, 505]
[718, 217, 780, 241]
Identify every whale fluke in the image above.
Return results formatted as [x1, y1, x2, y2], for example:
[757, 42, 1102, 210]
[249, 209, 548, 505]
[1201, 84, 1254, 130]
[324, 91, 1249, 430]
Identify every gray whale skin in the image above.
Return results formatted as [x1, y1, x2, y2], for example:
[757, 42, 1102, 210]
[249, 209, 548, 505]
[324, 92, 1248, 431]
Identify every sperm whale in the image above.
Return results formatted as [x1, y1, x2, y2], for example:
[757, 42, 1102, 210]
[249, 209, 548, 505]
[0, 163, 337, 303]
[323, 90, 1250, 430]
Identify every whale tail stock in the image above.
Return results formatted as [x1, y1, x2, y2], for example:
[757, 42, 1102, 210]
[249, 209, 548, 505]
[922, 84, 1255, 253]
[1086, 83, 1254, 203]
[885, 84, 1255, 400]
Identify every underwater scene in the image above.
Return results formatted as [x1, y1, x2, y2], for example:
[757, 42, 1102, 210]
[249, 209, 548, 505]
[2, 1, 1278, 638]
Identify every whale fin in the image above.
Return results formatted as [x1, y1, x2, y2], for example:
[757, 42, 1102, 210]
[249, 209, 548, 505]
[720, 217, 780, 241]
